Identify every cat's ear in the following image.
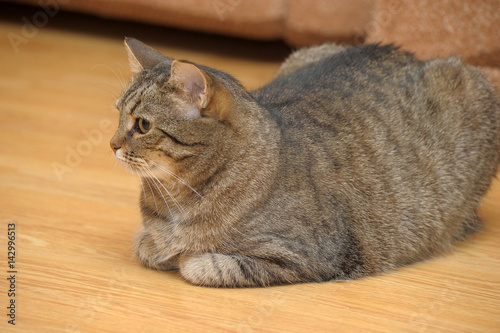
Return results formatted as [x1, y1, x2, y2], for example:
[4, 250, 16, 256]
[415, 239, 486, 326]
[169, 60, 210, 119]
[124, 37, 171, 74]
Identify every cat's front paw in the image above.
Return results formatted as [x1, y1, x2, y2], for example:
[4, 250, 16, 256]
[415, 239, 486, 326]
[179, 253, 264, 287]
[135, 230, 179, 271]
[179, 253, 303, 287]
[179, 253, 227, 287]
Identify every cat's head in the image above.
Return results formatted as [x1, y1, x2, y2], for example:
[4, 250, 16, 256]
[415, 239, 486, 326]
[110, 38, 250, 186]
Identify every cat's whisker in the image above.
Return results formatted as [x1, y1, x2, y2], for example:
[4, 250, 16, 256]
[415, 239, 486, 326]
[134, 168, 148, 205]
[91, 63, 127, 90]
[141, 167, 176, 217]
[143, 167, 188, 220]
[146, 158, 203, 199]
[138, 167, 163, 214]
[107, 152, 119, 168]
[115, 62, 127, 90]
[94, 82, 122, 100]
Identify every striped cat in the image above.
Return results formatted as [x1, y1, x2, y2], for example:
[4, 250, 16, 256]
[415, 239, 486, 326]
[111, 38, 500, 287]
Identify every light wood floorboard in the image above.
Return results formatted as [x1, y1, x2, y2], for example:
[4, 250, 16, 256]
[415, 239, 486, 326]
[0, 4, 499, 333]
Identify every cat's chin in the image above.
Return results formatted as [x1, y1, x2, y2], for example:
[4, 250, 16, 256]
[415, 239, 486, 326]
[114, 149, 149, 174]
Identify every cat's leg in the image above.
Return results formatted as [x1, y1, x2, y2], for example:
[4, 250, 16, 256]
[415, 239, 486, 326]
[178, 253, 304, 287]
[275, 43, 346, 79]
[135, 229, 179, 271]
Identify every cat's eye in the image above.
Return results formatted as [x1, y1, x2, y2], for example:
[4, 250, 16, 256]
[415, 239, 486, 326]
[137, 118, 151, 134]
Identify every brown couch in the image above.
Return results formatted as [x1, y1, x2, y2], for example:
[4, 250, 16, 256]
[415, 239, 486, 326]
[7, 0, 377, 45]
[366, 0, 500, 94]
[8, 0, 500, 92]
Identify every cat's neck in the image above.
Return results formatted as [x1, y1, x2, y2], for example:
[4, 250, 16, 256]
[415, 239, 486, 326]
[140, 97, 281, 251]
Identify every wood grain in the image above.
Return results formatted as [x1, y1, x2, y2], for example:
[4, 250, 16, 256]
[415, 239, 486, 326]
[0, 4, 499, 333]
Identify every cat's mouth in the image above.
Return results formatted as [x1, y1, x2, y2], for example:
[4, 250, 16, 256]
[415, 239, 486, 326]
[114, 149, 181, 184]
[114, 149, 149, 172]
[114, 150, 168, 180]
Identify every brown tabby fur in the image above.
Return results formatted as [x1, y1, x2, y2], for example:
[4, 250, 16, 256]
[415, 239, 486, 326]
[110, 38, 500, 287]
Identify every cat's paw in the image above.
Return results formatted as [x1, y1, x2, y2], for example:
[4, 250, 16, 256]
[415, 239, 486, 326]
[135, 230, 179, 271]
[179, 253, 305, 287]
[179, 253, 234, 287]
[179, 253, 274, 287]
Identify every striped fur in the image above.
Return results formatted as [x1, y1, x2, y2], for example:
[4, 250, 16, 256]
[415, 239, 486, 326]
[110, 39, 500, 287]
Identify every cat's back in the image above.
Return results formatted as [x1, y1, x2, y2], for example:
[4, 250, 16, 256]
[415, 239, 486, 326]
[253, 45, 417, 117]
[248, 44, 500, 272]
[254, 44, 498, 135]
[252, 44, 500, 170]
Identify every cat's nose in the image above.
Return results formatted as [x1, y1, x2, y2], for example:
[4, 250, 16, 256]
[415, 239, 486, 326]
[110, 142, 121, 154]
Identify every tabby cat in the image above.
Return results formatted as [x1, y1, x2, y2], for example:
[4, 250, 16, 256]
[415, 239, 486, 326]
[110, 37, 500, 287]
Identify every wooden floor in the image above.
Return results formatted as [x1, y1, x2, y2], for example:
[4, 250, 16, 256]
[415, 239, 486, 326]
[1, 4, 499, 333]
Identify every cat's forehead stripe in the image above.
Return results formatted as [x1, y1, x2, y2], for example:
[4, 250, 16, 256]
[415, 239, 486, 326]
[129, 100, 141, 115]
[119, 82, 138, 108]
[121, 84, 143, 109]
[123, 84, 148, 114]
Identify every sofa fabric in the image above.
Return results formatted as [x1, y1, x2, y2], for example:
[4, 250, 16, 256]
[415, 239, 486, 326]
[7, 0, 499, 92]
